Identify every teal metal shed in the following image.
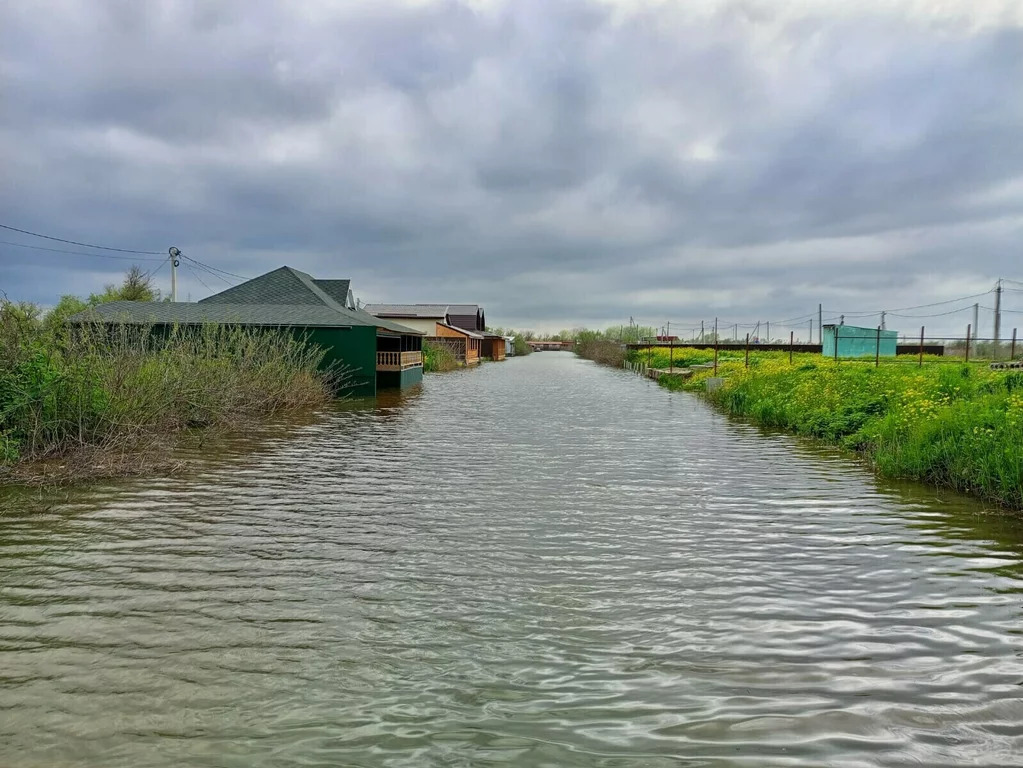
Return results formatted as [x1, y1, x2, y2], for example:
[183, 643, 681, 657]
[822, 324, 897, 358]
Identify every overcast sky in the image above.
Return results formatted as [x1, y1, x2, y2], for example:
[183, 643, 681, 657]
[2, 0, 1022, 336]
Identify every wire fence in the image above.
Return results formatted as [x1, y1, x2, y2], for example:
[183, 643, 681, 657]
[626, 325, 1023, 374]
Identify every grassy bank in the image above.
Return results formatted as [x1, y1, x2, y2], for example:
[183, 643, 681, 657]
[1, 300, 333, 483]
[622, 346, 1023, 509]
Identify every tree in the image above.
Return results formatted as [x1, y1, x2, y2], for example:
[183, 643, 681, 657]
[88, 265, 158, 304]
[42, 295, 89, 336]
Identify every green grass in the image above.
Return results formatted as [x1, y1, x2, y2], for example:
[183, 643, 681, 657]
[1, 300, 333, 478]
[639, 347, 1023, 509]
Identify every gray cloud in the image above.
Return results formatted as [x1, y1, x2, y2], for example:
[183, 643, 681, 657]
[2, 0, 1022, 335]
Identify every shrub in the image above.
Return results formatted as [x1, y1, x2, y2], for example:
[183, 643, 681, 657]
[0, 301, 332, 476]
[423, 341, 458, 372]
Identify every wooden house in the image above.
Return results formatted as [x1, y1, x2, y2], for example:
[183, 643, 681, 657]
[481, 332, 507, 361]
[433, 322, 483, 365]
[69, 266, 425, 397]
[364, 303, 500, 365]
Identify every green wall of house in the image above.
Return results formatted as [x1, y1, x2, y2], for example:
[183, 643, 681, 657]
[377, 366, 424, 391]
[295, 326, 378, 397]
[145, 323, 413, 398]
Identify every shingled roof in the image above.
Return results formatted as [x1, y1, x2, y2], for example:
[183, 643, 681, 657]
[69, 301, 374, 328]
[70, 266, 422, 335]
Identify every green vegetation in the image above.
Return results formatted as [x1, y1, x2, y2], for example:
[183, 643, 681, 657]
[0, 269, 334, 483]
[423, 341, 458, 372]
[575, 330, 627, 367]
[638, 347, 1023, 509]
[487, 327, 536, 356]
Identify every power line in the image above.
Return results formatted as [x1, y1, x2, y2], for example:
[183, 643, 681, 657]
[183, 258, 236, 287]
[143, 257, 169, 282]
[0, 222, 163, 255]
[181, 254, 248, 282]
[823, 289, 995, 318]
[887, 305, 974, 319]
[183, 261, 213, 293]
[0, 239, 164, 261]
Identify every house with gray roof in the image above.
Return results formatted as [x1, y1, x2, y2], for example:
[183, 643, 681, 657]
[362, 302, 503, 363]
[69, 266, 425, 396]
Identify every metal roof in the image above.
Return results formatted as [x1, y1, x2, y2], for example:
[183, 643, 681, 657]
[68, 301, 367, 328]
[363, 303, 450, 318]
[436, 322, 484, 339]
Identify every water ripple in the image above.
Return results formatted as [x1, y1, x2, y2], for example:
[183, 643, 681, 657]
[2, 354, 1022, 767]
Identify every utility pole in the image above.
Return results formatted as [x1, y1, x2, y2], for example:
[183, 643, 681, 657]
[994, 279, 1003, 357]
[714, 317, 718, 343]
[766, 321, 770, 343]
[168, 247, 181, 302]
[700, 320, 704, 342]
[840, 314, 845, 326]
[881, 311, 886, 330]
[733, 323, 737, 341]
[809, 318, 813, 344]
[818, 303, 823, 344]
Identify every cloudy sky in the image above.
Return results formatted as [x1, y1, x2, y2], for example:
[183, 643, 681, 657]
[2, 0, 1022, 336]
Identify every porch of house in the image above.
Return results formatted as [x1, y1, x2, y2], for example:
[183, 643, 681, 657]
[375, 332, 424, 389]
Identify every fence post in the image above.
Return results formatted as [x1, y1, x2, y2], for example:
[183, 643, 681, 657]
[918, 326, 925, 368]
[875, 325, 881, 368]
[965, 324, 971, 363]
[834, 326, 839, 361]
[1012, 328, 1018, 360]
[745, 333, 750, 369]
[789, 330, 794, 365]
[670, 338, 674, 372]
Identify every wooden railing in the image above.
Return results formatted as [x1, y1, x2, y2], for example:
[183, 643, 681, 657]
[376, 351, 423, 371]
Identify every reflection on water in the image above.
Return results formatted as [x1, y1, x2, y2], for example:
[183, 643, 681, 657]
[2, 353, 1022, 767]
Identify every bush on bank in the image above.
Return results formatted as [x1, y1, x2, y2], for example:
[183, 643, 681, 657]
[0, 300, 332, 478]
[575, 331, 627, 367]
[423, 341, 458, 372]
[647, 349, 1023, 509]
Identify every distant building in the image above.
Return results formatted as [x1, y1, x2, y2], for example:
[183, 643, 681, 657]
[361, 304, 449, 335]
[364, 303, 501, 364]
[363, 304, 486, 334]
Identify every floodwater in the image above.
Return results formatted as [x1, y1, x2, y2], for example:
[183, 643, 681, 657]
[2, 353, 1022, 767]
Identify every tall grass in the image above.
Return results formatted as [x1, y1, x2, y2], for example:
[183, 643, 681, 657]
[1, 302, 333, 476]
[423, 341, 458, 372]
[575, 331, 627, 367]
[649, 348, 1023, 509]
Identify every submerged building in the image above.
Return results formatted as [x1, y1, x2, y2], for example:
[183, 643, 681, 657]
[69, 266, 425, 397]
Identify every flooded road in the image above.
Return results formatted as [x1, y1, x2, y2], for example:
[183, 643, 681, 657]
[2, 352, 1022, 767]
